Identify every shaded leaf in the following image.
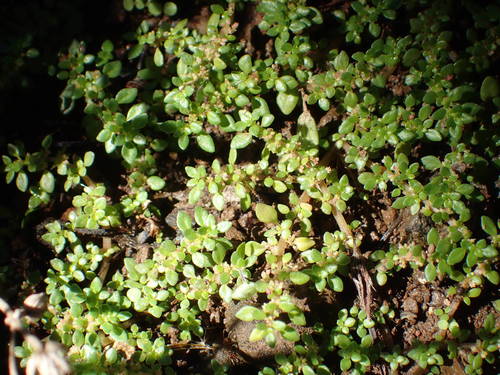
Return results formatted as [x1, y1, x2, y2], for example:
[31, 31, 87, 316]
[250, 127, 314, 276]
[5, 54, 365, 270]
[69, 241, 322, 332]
[481, 216, 497, 236]
[276, 92, 299, 115]
[116, 88, 138, 104]
[480, 76, 499, 101]
[103, 61, 122, 78]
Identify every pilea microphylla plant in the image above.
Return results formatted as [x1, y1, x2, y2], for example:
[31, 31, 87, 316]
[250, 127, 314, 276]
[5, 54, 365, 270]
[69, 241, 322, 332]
[1, 0, 499, 374]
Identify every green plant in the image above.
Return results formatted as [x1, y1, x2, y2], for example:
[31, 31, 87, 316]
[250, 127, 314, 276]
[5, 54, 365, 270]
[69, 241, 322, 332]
[2, 0, 499, 374]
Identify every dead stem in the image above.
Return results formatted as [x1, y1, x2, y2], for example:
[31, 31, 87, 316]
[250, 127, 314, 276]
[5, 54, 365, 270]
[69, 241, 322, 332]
[298, 145, 376, 331]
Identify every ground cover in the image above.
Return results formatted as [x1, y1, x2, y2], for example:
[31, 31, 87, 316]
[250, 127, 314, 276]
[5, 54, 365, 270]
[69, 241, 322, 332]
[0, 1, 498, 374]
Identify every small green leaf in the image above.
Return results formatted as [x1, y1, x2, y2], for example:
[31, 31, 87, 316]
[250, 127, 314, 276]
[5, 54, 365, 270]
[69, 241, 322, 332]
[344, 92, 358, 108]
[297, 106, 318, 145]
[103, 61, 122, 78]
[335, 199, 346, 212]
[40, 172, 55, 193]
[485, 270, 499, 285]
[281, 326, 300, 342]
[244, 241, 265, 256]
[302, 365, 316, 375]
[368, 22, 381, 37]
[189, 186, 203, 204]
[126, 103, 149, 121]
[16, 172, 28, 192]
[196, 134, 215, 153]
[236, 306, 265, 322]
[289, 271, 310, 285]
[424, 263, 437, 282]
[127, 288, 141, 303]
[207, 111, 221, 125]
[425, 129, 442, 142]
[116, 88, 138, 104]
[177, 211, 192, 232]
[192, 252, 209, 268]
[261, 114, 274, 127]
[276, 92, 299, 115]
[481, 216, 497, 236]
[249, 325, 266, 342]
[213, 57, 227, 71]
[238, 54, 252, 73]
[235, 94, 250, 107]
[294, 237, 315, 251]
[265, 332, 276, 347]
[480, 76, 499, 101]
[231, 133, 252, 149]
[339, 117, 355, 134]
[255, 203, 278, 224]
[164, 2, 178, 16]
[232, 282, 256, 300]
[376, 272, 387, 286]
[147, 1, 162, 16]
[275, 78, 288, 93]
[90, 277, 102, 293]
[402, 48, 420, 67]
[121, 143, 138, 164]
[147, 176, 165, 191]
[165, 270, 178, 286]
[102, 40, 114, 52]
[340, 358, 352, 371]
[372, 74, 386, 88]
[83, 151, 95, 167]
[72, 330, 85, 347]
[421, 156, 441, 170]
[447, 247, 466, 266]
[334, 51, 349, 70]
[219, 285, 232, 303]
[96, 129, 111, 142]
[358, 172, 376, 190]
[25, 48, 39, 58]
[178, 134, 189, 150]
[427, 227, 439, 245]
[41, 135, 52, 149]
[301, 249, 322, 263]
[8, 143, 22, 158]
[273, 180, 287, 193]
[457, 184, 474, 196]
[212, 194, 224, 211]
[331, 276, 344, 292]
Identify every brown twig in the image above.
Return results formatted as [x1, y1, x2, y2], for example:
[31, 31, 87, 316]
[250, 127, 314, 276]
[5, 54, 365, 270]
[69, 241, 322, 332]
[298, 144, 376, 332]
[0, 295, 70, 375]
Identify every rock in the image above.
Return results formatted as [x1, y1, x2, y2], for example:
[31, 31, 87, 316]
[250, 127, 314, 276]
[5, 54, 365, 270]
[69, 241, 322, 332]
[223, 301, 297, 361]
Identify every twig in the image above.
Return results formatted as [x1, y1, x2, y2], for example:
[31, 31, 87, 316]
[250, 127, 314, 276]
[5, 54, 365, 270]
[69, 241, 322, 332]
[298, 147, 376, 332]
[8, 328, 19, 375]
[0, 295, 70, 375]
